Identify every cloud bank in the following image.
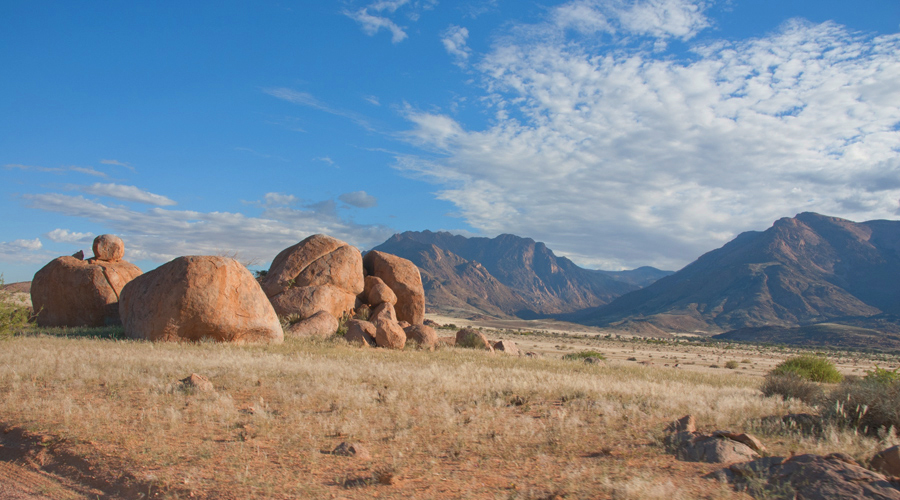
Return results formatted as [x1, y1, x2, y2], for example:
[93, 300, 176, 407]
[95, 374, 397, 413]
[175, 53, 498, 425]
[398, 2, 900, 270]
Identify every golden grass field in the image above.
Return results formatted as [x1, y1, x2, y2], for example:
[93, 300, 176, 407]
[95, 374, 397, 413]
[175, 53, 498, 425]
[1, 318, 899, 499]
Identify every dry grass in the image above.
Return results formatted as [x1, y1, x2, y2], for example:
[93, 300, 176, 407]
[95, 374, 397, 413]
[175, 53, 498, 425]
[0, 329, 896, 499]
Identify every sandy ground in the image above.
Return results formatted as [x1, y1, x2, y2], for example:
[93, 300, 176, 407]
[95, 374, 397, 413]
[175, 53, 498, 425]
[0, 462, 86, 500]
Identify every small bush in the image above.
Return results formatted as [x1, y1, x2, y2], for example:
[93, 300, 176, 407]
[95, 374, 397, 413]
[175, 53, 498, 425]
[0, 275, 31, 339]
[864, 365, 900, 385]
[761, 373, 823, 404]
[724, 360, 739, 369]
[822, 376, 900, 435]
[562, 350, 606, 361]
[771, 355, 842, 383]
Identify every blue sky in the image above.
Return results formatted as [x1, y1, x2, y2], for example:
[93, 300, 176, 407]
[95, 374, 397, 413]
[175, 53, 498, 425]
[2, 0, 899, 282]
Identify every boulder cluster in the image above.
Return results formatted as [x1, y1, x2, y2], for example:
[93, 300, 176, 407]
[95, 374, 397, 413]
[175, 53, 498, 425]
[31, 233, 501, 351]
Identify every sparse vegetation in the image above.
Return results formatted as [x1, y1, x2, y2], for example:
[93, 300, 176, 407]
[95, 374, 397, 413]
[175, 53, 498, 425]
[561, 350, 606, 361]
[771, 355, 843, 383]
[822, 373, 900, 435]
[724, 360, 739, 369]
[0, 275, 31, 339]
[761, 372, 824, 404]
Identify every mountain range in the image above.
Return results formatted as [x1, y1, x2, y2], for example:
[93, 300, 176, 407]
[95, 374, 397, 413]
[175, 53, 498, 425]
[570, 212, 900, 332]
[371, 231, 671, 319]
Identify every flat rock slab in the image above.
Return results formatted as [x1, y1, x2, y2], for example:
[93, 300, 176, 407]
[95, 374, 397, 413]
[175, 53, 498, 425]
[715, 453, 900, 499]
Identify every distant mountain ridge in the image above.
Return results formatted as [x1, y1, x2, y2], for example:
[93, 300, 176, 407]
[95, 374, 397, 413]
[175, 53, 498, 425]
[573, 212, 900, 332]
[371, 231, 671, 319]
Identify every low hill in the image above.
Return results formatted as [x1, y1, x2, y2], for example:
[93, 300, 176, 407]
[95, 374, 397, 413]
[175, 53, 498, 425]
[714, 317, 900, 351]
[572, 213, 900, 333]
[372, 231, 670, 319]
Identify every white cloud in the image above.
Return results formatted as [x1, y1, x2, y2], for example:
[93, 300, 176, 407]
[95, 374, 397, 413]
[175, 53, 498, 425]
[69, 166, 108, 178]
[442, 25, 471, 66]
[365, 95, 381, 106]
[397, 17, 900, 271]
[344, 7, 409, 43]
[23, 193, 394, 265]
[263, 192, 298, 206]
[547, 0, 710, 41]
[46, 229, 94, 243]
[100, 159, 135, 171]
[339, 191, 378, 208]
[80, 183, 177, 206]
[343, 0, 437, 43]
[0, 238, 47, 264]
[5, 163, 108, 177]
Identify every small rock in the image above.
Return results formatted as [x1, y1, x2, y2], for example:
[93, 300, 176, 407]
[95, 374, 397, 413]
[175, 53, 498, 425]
[583, 356, 602, 364]
[72, 250, 84, 260]
[456, 328, 493, 352]
[181, 373, 213, 392]
[871, 445, 900, 477]
[92, 234, 125, 262]
[492, 339, 520, 355]
[666, 415, 696, 434]
[332, 442, 371, 460]
[363, 275, 397, 307]
[713, 431, 766, 453]
[370, 302, 398, 324]
[404, 324, 438, 349]
[375, 320, 406, 349]
[345, 319, 376, 347]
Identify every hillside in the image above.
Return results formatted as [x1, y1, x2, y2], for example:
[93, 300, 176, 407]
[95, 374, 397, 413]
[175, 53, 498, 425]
[573, 213, 900, 332]
[372, 231, 670, 319]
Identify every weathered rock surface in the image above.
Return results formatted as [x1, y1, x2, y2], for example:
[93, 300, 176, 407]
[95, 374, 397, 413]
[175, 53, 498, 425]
[871, 445, 900, 477]
[363, 250, 425, 325]
[262, 235, 364, 319]
[92, 234, 125, 262]
[345, 319, 376, 346]
[716, 453, 900, 499]
[364, 275, 397, 307]
[286, 310, 339, 338]
[31, 255, 142, 327]
[370, 302, 398, 324]
[456, 327, 494, 351]
[119, 256, 283, 343]
[668, 431, 759, 463]
[404, 324, 437, 349]
[375, 319, 406, 350]
[492, 339, 519, 355]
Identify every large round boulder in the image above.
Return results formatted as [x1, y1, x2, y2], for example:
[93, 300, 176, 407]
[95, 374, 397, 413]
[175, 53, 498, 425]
[119, 256, 283, 343]
[362, 250, 425, 325]
[261, 235, 364, 320]
[31, 255, 142, 327]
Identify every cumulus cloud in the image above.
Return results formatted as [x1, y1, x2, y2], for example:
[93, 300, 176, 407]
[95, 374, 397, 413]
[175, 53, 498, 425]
[263, 192, 298, 206]
[550, 0, 710, 40]
[339, 191, 378, 208]
[397, 14, 900, 271]
[46, 229, 94, 243]
[0, 238, 47, 263]
[442, 25, 471, 66]
[80, 183, 177, 206]
[23, 193, 394, 265]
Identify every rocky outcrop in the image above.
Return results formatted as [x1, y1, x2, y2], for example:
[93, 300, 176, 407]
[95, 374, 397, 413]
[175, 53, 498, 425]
[364, 275, 397, 307]
[363, 250, 425, 325]
[262, 235, 364, 320]
[345, 319, 376, 346]
[119, 256, 282, 343]
[664, 416, 762, 464]
[492, 339, 519, 355]
[871, 445, 900, 477]
[31, 235, 142, 327]
[714, 453, 900, 499]
[375, 319, 406, 350]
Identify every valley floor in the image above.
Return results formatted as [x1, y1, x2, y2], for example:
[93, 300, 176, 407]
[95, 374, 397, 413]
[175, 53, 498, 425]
[0, 318, 898, 499]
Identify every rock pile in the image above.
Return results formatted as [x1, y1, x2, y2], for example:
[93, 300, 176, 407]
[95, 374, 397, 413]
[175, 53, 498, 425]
[31, 234, 142, 327]
[664, 414, 763, 464]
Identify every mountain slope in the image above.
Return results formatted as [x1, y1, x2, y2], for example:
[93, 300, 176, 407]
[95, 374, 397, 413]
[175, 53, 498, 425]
[574, 213, 900, 332]
[372, 231, 663, 318]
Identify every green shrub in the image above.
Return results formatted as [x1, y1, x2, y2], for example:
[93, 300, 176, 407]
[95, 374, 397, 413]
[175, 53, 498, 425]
[822, 377, 900, 435]
[562, 350, 606, 361]
[724, 360, 739, 369]
[761, 373, 823, 404]
[0, 275, 31, 339]
[863, 365, 900, 385]
[771, 355, 843, 383]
